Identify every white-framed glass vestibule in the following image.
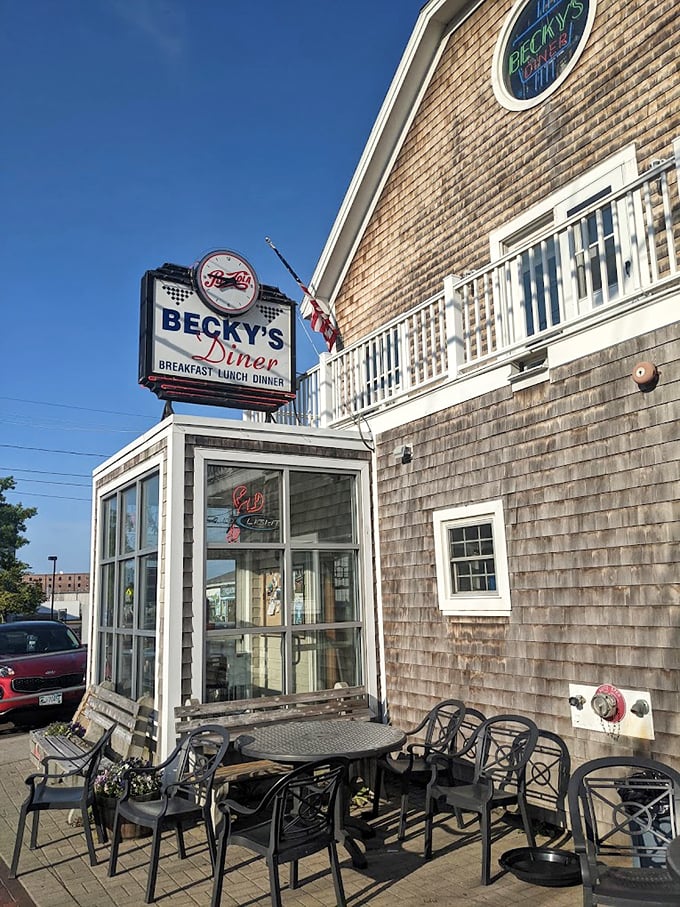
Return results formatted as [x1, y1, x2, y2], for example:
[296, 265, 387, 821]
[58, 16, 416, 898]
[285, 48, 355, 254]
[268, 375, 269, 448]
[193, 450, 375, 704]
[96, 464, 160, 700]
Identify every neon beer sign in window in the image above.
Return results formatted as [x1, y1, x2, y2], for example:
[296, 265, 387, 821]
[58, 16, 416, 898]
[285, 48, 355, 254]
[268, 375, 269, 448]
[492, 0, 596, 110]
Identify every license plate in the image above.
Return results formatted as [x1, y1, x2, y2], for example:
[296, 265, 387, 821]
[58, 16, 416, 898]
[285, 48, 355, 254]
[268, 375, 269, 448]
[39, 692, 63, 706]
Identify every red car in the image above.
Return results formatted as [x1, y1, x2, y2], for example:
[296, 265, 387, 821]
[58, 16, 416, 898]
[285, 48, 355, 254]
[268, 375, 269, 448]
[0, 620, 87, 718]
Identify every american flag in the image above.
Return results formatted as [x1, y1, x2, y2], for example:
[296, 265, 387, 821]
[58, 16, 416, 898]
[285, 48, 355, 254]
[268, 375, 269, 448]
[265, 237, 339, 352]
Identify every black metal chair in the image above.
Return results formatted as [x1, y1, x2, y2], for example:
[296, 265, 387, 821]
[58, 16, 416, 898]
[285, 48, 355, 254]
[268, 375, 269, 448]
[436, 705, 487, 786]
[108, 724, 230, 904]
[568, 755, 680, 906]
[423, 713, 539, 884]
[10, 724, 115, 877]
[210, 757, 349, 907]
[498, 727, 571, 842]
[370, 698, 466, 838]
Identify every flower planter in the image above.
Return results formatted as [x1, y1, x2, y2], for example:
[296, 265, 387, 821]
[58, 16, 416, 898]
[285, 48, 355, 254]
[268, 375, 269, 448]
[96, 794, 158, 840]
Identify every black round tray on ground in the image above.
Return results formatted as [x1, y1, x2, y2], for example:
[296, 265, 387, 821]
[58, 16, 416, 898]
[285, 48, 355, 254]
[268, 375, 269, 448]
[499, 847, 582, 887]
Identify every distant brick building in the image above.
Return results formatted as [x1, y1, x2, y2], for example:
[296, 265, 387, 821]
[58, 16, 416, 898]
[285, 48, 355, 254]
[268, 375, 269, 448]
[25, 572, 90, 595]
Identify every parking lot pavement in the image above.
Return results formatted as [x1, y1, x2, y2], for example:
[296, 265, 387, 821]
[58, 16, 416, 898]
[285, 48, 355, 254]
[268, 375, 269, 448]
[0, 725, 582, 907]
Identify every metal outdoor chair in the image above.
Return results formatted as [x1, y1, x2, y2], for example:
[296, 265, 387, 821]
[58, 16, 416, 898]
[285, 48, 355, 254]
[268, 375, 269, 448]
[568, 755, 680, 906]
[506, 728, 571, 841]
[370, 698, 466, 838]
[434, 706, 487, 786]
[10, 724, 115, 877]
[210, 757, 349, 907]
[424, 713, 539, 884]
[108, 724, 230, 904]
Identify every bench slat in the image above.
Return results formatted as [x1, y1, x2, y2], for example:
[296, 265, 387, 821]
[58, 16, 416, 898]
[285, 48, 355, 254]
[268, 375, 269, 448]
[29, 683, 156, 773]
[175, 686, 376, 740]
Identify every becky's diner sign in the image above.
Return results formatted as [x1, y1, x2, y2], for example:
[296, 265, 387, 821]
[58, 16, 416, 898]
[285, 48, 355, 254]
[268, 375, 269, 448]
[139, 253, 296, 412]
[493, 0, 596, 110]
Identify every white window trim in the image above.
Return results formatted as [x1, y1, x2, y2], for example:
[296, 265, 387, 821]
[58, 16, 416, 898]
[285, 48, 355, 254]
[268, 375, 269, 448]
[488, 144, 643, 353]
[490, 144, 639, 259]
[433, 500, 511, 617]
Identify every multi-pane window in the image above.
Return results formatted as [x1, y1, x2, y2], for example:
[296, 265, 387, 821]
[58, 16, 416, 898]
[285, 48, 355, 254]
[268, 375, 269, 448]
[98, 471, 159, 699]
[204, 463, 363, 702]
[448, 523, 497, 593]
[494, 148, 638, 347]
[433, 501, 511, 616]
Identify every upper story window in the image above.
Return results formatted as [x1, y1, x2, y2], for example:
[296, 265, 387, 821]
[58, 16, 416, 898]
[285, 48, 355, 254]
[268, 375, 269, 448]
[433, 500, 511, 617]
[491, 145, 641, 345]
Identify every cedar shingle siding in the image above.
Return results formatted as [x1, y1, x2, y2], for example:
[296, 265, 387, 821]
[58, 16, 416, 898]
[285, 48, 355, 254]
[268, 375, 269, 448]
[326, 0, 679, 761]
[376, 325, 678, 762]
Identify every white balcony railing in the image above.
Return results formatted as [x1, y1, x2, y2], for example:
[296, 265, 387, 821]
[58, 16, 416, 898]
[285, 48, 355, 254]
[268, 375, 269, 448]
[252, 149, 679, 428]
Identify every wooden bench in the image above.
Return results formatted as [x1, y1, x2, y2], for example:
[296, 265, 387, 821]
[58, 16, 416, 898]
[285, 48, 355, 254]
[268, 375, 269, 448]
[175, 686, 376, 815]
[29, 682, 156, 774]
[175, 686, 375, 739]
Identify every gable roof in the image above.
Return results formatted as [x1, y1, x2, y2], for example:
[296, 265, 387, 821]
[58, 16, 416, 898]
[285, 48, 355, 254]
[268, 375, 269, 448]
[305, 0, 478, 318]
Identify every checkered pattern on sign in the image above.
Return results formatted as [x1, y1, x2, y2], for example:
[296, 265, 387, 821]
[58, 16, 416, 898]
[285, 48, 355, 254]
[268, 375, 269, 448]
[162, 284, 193, 303]
[257, 304, 284, 324]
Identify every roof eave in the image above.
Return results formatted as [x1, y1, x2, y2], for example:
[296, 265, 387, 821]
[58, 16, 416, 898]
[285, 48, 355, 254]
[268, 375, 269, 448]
[307, 0, 472, 311]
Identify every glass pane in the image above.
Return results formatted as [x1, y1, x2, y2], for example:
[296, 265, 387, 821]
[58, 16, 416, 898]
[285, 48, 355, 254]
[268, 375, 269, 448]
[207, 549, 282, 629]
[206, 558, 236, 630]
[140, 473, 159, 549]
[139, 554, 157, 630]
[290, 472, 356, 543]
[120, 559, 135, 628]
[521, 239, 559, 334]
[116, 633, 133, 698]
[453, 557, 497, 593]
[576, 205, 618, 301]
[121, 486, 137, 554]
[138, 637, 155, 697]
[98, 632, 114, 683]
[102, 496, 117, 558]
[206, 465, 281, 545]
[205, 634, 283, 701]
[292, 627, 362, 692]
[100, 562, 115, 626]
[291, 551, 359, 623]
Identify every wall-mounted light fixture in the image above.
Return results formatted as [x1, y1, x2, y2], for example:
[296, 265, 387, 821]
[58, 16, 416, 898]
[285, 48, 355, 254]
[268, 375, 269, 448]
[393, 444, 412, 464]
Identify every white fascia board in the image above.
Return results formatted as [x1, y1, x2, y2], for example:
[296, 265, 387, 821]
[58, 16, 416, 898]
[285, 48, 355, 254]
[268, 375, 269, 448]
[167, 413, 367, 452]
[92, 417, 173, 478]
[357, 291, 679, 438]
[307, 0, 470, 311]
[549, 291, 680, 371]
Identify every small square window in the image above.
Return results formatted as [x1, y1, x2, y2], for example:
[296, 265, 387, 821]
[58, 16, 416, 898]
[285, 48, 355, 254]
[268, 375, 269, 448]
[433, 500, 511, 616]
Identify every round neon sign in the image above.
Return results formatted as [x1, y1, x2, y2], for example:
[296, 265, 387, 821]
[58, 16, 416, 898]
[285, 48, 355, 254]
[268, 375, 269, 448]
[492, 0, 597, 110]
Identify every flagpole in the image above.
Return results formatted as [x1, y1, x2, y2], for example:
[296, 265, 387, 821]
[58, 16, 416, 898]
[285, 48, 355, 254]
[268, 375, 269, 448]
[264, 237, 338, 351]
[264, 237, 313, 297]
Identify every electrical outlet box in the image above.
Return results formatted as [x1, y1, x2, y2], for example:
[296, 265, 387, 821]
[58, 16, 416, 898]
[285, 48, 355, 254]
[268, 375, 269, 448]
[568, 683, 655, 739]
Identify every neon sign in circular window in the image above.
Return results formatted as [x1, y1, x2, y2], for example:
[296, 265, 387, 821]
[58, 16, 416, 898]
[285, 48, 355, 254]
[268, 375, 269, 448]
[492, 0, 597, 110]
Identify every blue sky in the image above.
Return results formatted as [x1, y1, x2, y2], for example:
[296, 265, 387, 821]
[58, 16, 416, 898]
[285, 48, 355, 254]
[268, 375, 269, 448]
[1, 0, 418, 575]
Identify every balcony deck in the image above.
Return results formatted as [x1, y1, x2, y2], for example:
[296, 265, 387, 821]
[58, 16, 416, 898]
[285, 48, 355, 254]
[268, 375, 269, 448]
[250, 150, 679, 429]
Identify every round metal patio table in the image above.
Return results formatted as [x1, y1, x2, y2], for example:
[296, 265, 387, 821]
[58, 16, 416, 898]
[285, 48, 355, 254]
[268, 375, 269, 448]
[237, 718, 406, 868]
